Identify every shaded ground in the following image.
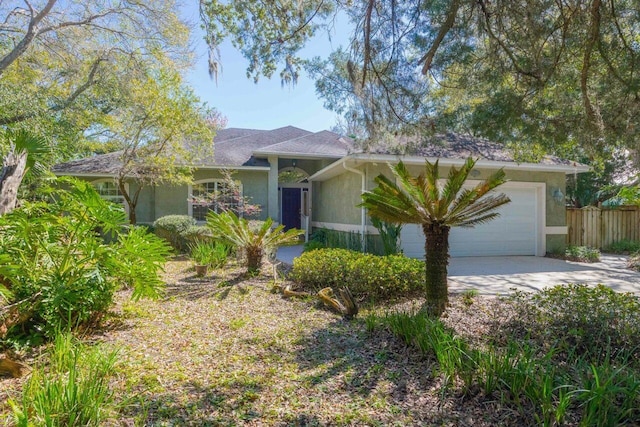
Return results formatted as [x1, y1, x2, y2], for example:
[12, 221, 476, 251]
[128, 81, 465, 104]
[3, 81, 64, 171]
[101, 260, 526, 426]
[0, 259, 542, 426]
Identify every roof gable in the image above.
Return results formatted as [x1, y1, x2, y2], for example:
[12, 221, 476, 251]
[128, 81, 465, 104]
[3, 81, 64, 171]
[252, 130, 355, 158]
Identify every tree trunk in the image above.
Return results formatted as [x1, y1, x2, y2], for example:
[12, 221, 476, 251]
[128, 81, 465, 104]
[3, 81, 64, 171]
[246, 246, 263, 273]
[422, 223, 450, 317]
[128, 207, 137, 225]
[0, 148, 28, 215]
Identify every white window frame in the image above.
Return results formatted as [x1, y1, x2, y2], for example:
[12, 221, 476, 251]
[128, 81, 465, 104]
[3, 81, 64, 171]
[188, 179, 244, 222]
[91, 179, 129, 218]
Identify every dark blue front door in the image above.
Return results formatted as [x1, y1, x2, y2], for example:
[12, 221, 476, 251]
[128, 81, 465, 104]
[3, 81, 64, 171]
[281, 188, 301, 230]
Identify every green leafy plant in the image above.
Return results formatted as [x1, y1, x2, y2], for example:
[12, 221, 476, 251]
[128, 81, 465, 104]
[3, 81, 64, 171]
[565, 245, 600, 262]
[109, 227, 172, 301]
[0, 177, 170, 339]
[9, 332, 118, 426]
[370, 217, 402, 255]
[506, 284, 640, 365]
[189, 242, 229, 269]
[291, 248, 423, 301]
[206, 211, 303, 273]
[153, 215, 197, 252]
[360, 158, 510, 316]
[603, 239, 640, 254]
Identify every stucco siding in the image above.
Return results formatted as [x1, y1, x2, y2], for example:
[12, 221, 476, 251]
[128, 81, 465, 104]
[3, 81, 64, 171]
[132, 184, 154, 224]
[313, 169, 362, 225]
[155, 184, 189, 218]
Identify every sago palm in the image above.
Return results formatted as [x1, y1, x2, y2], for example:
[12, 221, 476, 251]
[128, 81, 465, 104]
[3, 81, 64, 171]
[206, 211, 303, 273]
[360, 157, 510, 316]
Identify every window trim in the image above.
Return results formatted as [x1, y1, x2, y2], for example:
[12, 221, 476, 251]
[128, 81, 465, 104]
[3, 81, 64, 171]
[91, 179, 129, 218]
[188, 179, 244, 222]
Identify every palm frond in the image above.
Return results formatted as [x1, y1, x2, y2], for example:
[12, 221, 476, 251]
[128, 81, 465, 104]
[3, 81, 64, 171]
[360, 171, 424, 224]
[448, 168, 508, 218]
[362, 157, 511, 230]
[422, 159, 441, 215]
[7, 129, 49, 172]
[438, 157, 476, 218]
[449, 194, 511, 226]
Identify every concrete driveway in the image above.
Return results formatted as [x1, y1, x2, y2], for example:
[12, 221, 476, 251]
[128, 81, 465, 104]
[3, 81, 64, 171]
[277, 246, 640, 296]
[449, 255, 640, 295]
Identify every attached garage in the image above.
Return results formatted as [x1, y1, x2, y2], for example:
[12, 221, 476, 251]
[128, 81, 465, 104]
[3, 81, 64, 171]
[400, 183, 546, 258]
[308, 134, 590, 257]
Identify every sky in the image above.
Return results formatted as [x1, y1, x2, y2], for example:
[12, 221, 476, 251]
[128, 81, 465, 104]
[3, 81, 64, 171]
[181, 4, 349, 132]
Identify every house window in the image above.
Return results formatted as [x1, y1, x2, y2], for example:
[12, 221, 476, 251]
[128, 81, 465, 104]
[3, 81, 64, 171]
[93, 180, 125, 206]
[189, 180, 241, 221]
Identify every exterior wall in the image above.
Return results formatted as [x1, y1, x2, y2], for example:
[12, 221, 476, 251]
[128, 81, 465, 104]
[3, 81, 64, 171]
[312, 168, 362, 225]
[78, 176, 155, 224]
[313, 162, 569, 255]
[76, 169, 270, 223]
[159, 169, 269, 221]
[133, 184, 155, 223]
[154, 183, 189, 218]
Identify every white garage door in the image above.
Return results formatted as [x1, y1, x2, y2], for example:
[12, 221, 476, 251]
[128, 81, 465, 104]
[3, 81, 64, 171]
[400, 186, 539, 258]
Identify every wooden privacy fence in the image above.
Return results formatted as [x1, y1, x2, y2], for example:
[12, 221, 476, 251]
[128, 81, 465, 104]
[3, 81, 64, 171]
[566, 206, 640, 249]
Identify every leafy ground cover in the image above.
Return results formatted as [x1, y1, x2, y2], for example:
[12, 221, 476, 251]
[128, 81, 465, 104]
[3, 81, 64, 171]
[2, 258, 638, 426]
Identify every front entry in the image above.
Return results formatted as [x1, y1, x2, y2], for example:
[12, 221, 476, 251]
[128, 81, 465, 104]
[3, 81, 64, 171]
[281, 187, 302, 230]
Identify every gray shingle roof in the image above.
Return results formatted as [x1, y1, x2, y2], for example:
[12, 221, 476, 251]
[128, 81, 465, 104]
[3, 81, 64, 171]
[207, 126, 312, 166]
[52, 126, 349, 174]
[51, 151, 125, 175]
[253, 130, 354, 157]
[52, 129, 581, 176]
[371, 133, 574, 166]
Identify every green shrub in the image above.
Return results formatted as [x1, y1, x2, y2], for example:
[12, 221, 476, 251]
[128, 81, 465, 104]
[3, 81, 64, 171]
[565, 245, 600, 262]
[9, 332, 118, 426]
[0, 178, 170, 339]
[303, 239, 325, 252]
[189, 242, 229, 269]
[153, 215, 196, 252]
[182, 225, 213, 245]
[206, 211, 303, 273]
[375, 309, 640, 425]
[604, 239, 640, 254]
[507, 284, 640, 364]
[291, 249, 423, 300]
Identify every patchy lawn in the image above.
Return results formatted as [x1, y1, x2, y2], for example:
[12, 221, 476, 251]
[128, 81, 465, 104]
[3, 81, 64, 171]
[4, 258, 616, 426]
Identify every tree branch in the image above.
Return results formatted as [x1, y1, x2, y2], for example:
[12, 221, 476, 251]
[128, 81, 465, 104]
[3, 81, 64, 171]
[418, 0, 460, 74]
[0, 0, 57, 75]
[581, 0, 602, 130]
[0, 56, 104, 125]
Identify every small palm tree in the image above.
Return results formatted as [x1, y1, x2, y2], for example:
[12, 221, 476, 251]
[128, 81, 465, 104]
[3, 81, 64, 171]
[360, 158, 510, 316]
[206, 211, 303, 273]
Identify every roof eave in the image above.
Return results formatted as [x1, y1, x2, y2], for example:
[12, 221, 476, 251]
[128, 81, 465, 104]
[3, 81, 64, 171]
[251, 151, 345, 160]
[309, 154, 590, 182]
[53, 171, 117, 178]
[191, 165, 270, 171]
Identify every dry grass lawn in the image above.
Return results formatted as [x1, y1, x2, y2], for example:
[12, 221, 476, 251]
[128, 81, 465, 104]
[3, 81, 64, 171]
[1, 258, 529, 426]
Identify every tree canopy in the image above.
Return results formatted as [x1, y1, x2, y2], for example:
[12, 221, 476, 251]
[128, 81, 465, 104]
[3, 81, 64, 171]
[200, 0, 640, 174]
[0, 0, 197, 162]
